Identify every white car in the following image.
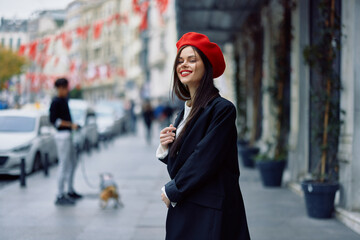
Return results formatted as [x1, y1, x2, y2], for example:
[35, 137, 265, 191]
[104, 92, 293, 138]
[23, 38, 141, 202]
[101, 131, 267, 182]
[96, 100, 128, 135]
[95, 106, 117, 141]
[0, 109, 58, 175]
[69, 99, 99, 152]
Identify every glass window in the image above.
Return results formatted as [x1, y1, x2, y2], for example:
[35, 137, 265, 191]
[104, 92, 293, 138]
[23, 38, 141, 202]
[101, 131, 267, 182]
[70, 108, 85, 126]
[1, 38, 4, 46]
[0, 116, 36, 132]
[17, 38, 21, 49]
[9, 38, 13, 49]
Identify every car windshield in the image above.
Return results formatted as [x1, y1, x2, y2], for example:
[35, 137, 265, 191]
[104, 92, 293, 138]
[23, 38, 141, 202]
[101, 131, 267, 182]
[96, 110, 113, 119]
[0, 116, 36, 132]
[70, 108, 85, 125]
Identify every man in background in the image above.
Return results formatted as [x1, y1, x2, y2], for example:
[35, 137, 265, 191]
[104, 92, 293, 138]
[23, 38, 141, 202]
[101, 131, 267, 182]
[49, 78, 82, 205]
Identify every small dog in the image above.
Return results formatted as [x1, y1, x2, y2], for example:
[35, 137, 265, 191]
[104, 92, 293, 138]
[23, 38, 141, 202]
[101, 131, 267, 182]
[99, 173, 124, 209]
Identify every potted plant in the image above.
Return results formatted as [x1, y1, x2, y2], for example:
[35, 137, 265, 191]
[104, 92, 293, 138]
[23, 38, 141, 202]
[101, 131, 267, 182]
[235, 13, 263, 168]
[256, 0, 293, 186]
[256, 142, 287, 187]
[301, 0, 342, 219]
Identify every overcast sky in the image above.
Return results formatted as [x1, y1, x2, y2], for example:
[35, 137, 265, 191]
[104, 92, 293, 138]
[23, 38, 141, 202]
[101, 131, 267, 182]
[0, 0, 74, 19]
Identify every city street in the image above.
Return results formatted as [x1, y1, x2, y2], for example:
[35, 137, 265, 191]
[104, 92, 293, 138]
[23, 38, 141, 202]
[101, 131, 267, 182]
[0, 123, 359, 240]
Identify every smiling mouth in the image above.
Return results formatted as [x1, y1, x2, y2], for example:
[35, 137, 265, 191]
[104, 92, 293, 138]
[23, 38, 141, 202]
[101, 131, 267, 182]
[180, 70, 192, 77]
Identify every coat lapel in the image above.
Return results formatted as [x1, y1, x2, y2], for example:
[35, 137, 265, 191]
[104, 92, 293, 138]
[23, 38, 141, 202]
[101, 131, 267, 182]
[173, 109, 184, 128]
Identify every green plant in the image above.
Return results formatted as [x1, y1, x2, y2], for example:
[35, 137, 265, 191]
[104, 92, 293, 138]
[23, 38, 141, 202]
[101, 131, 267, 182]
[235, 12, 263, 146]
[302, 0, 342, 182]
[255, 141, 287, 162]
[0, 47, 28, 89]
[261, 0, 294, 162]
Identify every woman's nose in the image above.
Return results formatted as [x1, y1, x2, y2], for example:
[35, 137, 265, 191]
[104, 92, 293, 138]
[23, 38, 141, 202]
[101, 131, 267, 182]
[180, 61, 189, 68]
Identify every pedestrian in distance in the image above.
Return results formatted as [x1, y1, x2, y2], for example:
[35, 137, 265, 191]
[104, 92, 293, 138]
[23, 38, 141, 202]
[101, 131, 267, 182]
[142, 100, 154, 145]
[129, 99, 137, 134]
[162, 102, 174, 129]
[156, 32, 251, 239]
[49, 78, 83, 206]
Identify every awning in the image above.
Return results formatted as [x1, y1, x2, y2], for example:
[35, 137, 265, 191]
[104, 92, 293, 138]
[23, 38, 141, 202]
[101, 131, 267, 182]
[175, 0, 264, 45]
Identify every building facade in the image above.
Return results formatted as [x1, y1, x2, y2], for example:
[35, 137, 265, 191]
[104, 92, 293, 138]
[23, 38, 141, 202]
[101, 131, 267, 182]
[174, 0, 360, 233]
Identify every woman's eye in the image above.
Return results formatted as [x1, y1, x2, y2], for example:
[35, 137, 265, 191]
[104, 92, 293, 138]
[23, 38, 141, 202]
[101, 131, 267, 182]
[190, 59, 196, 63]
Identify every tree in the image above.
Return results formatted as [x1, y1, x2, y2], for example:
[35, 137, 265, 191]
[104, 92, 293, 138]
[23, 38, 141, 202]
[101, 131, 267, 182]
[0, 47, 28, 89]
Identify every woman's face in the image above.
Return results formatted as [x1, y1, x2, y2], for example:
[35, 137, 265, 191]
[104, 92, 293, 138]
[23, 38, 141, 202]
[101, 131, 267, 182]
[176, 46, 205, 89]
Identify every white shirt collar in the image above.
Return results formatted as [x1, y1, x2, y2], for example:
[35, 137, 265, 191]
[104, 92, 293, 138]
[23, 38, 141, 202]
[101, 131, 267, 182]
[184, 101, 192, 117]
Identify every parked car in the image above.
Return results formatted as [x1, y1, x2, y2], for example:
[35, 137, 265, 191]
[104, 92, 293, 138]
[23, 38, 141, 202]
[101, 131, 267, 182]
[0, 109, 57, 175]
[97, 100, 129, 135]
[0, 100, 9, 110]
[95, 105, 117, 141]
[69, 99, 99, 153]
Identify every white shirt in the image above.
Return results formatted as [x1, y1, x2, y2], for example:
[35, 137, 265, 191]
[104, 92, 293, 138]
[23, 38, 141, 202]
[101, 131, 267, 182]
[157, 101, 192, 207]
[156, 101, 192, 159]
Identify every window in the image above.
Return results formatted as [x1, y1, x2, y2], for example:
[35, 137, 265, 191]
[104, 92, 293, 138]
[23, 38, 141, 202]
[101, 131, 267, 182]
[0, 116, 36, 132]
[17, 38, 21, 49]
[9, 38, 13, 49]
[1, 38, 4, 47]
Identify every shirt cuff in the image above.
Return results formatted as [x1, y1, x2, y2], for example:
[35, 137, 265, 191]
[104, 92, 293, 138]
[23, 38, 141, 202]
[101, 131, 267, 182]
[156, 144, 169, 159]
[161, 186, 177, 207]
[55, 118, 62, 128]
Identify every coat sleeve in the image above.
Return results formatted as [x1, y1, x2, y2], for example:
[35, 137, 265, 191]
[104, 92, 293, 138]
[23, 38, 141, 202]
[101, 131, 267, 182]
[165, 103, 237, 203]
[49, 100, 58, 126]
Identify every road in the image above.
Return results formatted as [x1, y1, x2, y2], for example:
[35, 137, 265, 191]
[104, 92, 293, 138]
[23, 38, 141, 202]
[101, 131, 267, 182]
[0, 123, 359, 240]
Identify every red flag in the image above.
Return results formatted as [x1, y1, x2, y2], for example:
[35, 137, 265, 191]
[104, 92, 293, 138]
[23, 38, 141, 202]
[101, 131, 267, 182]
[106, 65, 112, 78]
[28, 41, 38, 60]
[140, 1, 149, 31]
[107, 15, 115, 26]
[41, 55, 51, 68]
[69, 61, 76, 73]
[117, 68, 126, 77]
[133, 0, 141, 13]
[18, 44, 26, 55]
[76, 27, 84, 37]
[156, 0, 169, 14]
[42, 37, 51, 53]
[93, 21, 103, 39]
[122, 13, 129, 24]
[61, 32, 72, 50]
[54, 57, 60, 67]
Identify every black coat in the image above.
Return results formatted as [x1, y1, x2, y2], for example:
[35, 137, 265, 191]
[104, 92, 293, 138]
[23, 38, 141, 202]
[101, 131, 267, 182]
[160, 96, 250, 240]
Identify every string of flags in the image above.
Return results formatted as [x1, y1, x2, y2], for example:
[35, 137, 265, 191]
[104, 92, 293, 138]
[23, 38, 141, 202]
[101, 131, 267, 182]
[15, 0, 169, 93]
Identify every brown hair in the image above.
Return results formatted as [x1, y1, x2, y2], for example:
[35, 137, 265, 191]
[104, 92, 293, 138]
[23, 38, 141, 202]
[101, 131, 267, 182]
[169, 45, 219, 157]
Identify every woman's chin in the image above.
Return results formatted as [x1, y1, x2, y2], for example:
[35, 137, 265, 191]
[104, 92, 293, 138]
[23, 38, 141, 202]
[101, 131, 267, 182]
[179, 78, 193, 85]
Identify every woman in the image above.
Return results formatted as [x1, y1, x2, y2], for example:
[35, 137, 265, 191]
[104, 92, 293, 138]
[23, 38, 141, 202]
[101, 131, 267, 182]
[156, 32, 250, 239]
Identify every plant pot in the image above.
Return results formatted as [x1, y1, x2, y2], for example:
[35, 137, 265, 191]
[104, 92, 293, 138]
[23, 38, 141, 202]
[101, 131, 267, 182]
[239, 147, 259, 168]
[257, 160, 286, 187]
[237, 140, 249, 154]
[237, 139, 249, 148]
[301, 180, 339, 219]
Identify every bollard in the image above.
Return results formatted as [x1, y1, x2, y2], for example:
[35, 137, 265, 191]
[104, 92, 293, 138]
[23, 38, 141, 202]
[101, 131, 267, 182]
[20, 158, 26, 187]
[44, 153, 49, 177]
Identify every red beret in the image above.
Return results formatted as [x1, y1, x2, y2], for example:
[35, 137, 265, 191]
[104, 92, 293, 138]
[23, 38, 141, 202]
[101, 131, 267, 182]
[176, 32, 226, 78]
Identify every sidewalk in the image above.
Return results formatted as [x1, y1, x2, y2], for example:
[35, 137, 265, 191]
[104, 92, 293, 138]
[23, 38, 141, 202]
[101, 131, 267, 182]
[241, 168, 360, 240]
[0, 124, 359, 240]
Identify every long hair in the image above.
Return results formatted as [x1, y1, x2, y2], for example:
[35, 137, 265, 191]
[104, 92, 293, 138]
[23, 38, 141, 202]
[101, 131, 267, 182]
[169, 45, 219, 157]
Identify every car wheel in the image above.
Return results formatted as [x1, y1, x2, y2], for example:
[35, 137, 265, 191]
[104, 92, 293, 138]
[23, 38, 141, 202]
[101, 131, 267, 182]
[84, 139, 91, 153]
[32, 152, 42, 173]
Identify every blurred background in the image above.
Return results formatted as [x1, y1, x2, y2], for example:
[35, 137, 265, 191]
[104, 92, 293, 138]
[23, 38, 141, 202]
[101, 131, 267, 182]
[0, 0, 360, 239]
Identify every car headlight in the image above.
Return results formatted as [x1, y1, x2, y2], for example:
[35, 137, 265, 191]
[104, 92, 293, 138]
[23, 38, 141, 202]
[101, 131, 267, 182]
[13, 144, 32, 153]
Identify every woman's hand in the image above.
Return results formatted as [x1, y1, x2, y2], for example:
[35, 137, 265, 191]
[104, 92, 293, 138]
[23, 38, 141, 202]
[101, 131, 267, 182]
[161, 193, 170, 208]
[160, 124, 176, 149]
